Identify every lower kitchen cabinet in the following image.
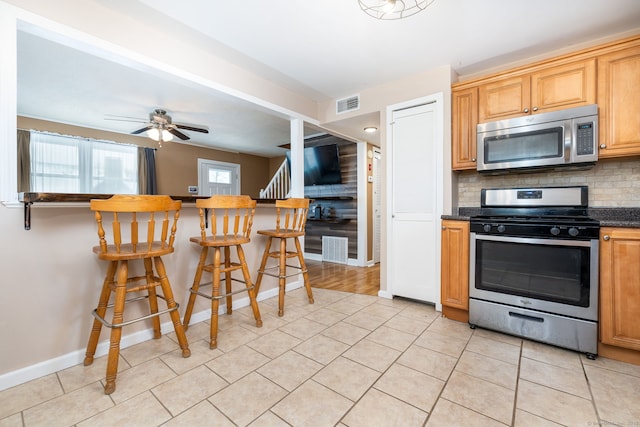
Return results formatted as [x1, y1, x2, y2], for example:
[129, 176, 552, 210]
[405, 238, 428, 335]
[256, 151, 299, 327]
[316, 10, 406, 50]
[441, 219, 470, 323]
[599, 227, 640, 364]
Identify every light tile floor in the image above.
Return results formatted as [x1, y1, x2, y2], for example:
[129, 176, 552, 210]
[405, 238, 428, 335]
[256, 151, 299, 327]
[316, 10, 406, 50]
[1, 287, 640, 426]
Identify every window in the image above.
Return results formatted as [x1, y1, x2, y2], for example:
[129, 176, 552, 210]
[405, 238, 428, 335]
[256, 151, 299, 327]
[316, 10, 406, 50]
[208, 168, 231, 184]
[29, 131, 138, 194]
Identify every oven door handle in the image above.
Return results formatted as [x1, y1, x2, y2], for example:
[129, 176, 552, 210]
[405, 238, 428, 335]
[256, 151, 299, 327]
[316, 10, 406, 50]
[472, 233, 593, 248]
[508, 311, 544, 323]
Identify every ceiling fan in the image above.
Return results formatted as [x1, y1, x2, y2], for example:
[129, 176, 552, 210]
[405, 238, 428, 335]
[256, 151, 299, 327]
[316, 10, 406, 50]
[105, 108, 209, 146]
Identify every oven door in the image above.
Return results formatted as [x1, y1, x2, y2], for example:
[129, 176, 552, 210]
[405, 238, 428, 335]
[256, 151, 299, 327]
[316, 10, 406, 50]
[469, 233, 598, 321]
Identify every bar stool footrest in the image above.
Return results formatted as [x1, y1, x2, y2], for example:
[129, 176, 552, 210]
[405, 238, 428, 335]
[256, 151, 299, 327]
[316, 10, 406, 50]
[91, 295, 179, 328]
[259, 264, 307, 279]
[190, 279, 256, 300]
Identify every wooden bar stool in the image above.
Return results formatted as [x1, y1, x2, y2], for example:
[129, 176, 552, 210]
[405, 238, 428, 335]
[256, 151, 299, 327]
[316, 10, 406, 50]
[83, 195, 190, 395]
[254, 198, 314, 316]
[182, 195, 263, 349]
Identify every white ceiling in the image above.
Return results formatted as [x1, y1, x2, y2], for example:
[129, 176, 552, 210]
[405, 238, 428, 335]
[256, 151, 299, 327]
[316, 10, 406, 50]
[16, 0, 640, 157]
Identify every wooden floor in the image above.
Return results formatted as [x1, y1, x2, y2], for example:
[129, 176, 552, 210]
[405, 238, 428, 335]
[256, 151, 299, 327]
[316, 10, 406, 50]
[306, 259, 380, 296]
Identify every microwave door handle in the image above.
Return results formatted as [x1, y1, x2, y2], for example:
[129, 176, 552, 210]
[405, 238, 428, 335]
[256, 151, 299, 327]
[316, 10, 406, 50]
[564, 121, 573, 162]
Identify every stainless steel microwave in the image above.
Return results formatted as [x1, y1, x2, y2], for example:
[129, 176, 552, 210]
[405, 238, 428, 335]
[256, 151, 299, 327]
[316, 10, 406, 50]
[476, 104, 598, 173]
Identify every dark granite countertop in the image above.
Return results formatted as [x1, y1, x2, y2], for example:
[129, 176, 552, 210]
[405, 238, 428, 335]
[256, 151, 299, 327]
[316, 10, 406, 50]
[442, 207, 640, 228]
[18, 192, 279, 204]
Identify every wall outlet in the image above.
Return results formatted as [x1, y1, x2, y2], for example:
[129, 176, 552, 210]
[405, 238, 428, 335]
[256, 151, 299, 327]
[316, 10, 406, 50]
[188, 185, 198, 194]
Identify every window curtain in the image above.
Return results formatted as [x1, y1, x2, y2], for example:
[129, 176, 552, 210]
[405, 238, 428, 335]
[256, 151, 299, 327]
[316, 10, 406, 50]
[17, 130, 31, 192]
[138, 147, 157, 194]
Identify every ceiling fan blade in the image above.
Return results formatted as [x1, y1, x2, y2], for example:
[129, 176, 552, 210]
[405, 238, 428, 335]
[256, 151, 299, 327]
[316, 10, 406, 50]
[131, 125, 154, 135]
[168, 127, 190, 140]
[175, 124, 209, 133]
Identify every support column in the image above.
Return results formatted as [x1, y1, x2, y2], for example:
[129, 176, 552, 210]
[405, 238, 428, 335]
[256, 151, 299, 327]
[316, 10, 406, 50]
[289, 118, 304, 198]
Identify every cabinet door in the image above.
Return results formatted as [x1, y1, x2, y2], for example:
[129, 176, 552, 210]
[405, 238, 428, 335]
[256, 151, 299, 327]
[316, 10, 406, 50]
[441, 220, 469, 310]
[530, 59, 596, 113]
[478, 76, 530, 123]
[597, 45, 640, 158]
[600, 227, 640, 351]
[452, 88, 478, 170]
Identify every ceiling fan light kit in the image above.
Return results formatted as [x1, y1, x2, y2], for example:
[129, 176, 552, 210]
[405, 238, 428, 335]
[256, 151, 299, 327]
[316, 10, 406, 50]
[357, 0, 435, 20]
[146, 127, 173, 144]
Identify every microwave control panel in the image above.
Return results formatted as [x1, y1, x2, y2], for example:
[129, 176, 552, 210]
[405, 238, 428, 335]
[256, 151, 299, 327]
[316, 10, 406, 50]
[576, 122, 594, 155]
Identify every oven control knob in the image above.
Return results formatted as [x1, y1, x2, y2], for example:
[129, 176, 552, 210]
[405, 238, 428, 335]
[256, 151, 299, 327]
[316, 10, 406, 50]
[483, 224, 492, 232]
[497, 225, 506, 233]
[568, 227, 579, 237]
[550, 226, 561, 236]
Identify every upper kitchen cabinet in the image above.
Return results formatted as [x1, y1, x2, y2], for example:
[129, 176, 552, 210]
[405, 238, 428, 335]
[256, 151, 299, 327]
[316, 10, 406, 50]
[478, 75, 530, 123]
[478, 59, 596, 123]
[452, 87, 478, 170]
[597, 44, 640, 158]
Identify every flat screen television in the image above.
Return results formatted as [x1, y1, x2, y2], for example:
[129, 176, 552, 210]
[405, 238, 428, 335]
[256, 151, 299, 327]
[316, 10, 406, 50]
[286, 144, 342, 186]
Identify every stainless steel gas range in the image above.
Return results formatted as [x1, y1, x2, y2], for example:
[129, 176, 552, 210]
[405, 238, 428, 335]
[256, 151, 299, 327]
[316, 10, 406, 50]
[468, 186, 599, 359]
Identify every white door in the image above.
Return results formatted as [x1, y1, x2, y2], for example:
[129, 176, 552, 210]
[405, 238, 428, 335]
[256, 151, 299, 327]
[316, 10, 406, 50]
[197, 159, 240, 196]
[388, 99, 441, 303]
[373, 149, 382, 264]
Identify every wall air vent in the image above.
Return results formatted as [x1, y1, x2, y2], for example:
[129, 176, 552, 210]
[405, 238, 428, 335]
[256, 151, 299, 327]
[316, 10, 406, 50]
[336, 95, 360, 114]
[322, 236, 348, 264]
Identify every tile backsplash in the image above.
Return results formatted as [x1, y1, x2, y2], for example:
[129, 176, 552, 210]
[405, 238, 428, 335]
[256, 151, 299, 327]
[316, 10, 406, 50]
[456, 158, 640, 208]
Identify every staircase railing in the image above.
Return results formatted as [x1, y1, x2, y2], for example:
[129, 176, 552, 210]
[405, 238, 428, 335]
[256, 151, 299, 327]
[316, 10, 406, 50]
[259, 159, 290, 199]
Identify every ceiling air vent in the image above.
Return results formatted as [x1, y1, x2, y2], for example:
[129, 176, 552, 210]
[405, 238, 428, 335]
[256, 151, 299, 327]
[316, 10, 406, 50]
[336, 95, 360, 114]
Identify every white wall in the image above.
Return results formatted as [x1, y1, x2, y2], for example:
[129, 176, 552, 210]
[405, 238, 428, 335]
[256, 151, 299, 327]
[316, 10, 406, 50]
[319, 66, 455, 295]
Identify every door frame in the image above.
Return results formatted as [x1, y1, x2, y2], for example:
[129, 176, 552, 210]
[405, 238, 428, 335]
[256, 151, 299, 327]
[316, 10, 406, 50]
[197, 158, 240, 196]
[382, 93, 444, 311]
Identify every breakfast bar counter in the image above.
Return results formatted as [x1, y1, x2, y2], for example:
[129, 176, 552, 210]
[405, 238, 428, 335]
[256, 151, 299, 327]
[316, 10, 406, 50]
[18, 192, 278, 230]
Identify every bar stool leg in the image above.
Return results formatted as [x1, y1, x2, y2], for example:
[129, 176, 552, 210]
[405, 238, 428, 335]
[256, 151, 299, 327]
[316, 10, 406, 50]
[254, 237, 272, 296]
[153, 256, 190, 358]
[84, 261, 117, 366]
[104, 260, 128, 395]
[144, 258, 162, 339]
[294, 236, 314, 304]
[237, 244, 262, 327]
[278, 237, 287, 316]
[183, 247, 209, 330]
[210, 248, 222, 349]
[224, 246, 233, 314]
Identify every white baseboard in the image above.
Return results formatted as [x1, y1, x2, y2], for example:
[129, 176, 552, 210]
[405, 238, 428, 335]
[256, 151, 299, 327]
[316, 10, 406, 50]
[303, 252, 322, 261]
[304, 252, 359, 266]
[0, 281, 301, 392]
[377, 290, 393, 299]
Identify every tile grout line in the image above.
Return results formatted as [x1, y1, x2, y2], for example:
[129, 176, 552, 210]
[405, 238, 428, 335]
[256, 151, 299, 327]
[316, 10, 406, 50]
[581, 355, 604, 426]
[335, 305, 440, 425]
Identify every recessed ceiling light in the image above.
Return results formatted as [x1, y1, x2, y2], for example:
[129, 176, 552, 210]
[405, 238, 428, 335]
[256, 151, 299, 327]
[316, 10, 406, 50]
[363, 127, 378, 133]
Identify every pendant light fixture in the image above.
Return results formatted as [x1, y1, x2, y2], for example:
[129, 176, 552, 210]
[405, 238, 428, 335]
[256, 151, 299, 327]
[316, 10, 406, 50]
[358, 0, 435, 20]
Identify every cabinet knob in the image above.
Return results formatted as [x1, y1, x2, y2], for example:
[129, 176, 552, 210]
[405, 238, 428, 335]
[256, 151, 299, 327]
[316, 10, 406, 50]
[523, 108, 529, 113]
[603, 235, 610, 241]
[533, 107, 538, 112]
[442, 226, 446, 230]
[471, 158, 476, 162]
[600, 144, 607, 149]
